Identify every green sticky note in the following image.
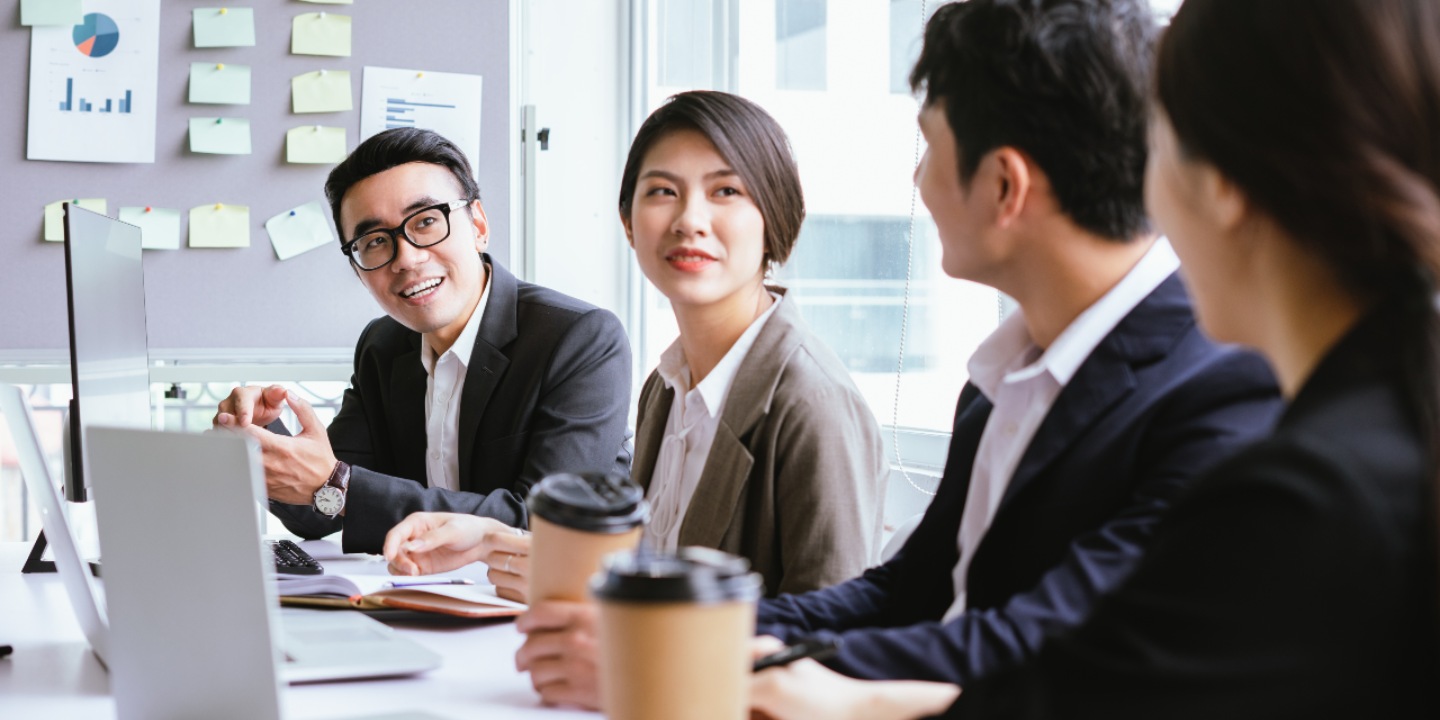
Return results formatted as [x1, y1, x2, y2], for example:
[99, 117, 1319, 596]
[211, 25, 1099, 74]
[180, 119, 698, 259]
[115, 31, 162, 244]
[287, 125, 348, 164]
[189, 63, 251, 105]
[189, 204, 251, 248]
[193, 7, 256, 48]
[190, 117, 252, 155]
[21, 0, 83, 26]
[266, 201, 335, 261]
[292, 70, 353, 113]
[292, 12, 352, 57]
[118, 207, 182, 250]
[43, 198, 106, 242]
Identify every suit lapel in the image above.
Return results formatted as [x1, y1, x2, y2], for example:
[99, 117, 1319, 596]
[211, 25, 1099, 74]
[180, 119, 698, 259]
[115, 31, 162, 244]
[677, 292, 803, 549]
[632, 379, 674, 494]
[389, 341, 429, 478]
[458, 256, 517, 483]
[996, 272, 1191, 510]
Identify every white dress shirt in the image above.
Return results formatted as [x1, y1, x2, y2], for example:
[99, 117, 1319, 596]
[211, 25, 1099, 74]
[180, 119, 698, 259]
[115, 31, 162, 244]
[646, 293, 783, 553]
[418, 269, 493, 492]
[941, 240, 1179, 622]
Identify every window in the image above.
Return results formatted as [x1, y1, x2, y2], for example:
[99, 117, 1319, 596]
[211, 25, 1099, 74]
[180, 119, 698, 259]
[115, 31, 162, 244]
[775, 0, 827, 90]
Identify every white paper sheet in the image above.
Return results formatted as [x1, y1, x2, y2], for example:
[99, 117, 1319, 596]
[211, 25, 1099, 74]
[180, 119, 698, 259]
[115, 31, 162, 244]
[361, 67, 483, 177]
[26, 0, 160, 163]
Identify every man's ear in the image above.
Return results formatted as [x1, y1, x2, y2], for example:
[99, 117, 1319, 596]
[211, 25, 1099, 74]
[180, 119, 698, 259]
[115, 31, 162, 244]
[469, 199, 491, 252]
[990, 147, 1032, 229]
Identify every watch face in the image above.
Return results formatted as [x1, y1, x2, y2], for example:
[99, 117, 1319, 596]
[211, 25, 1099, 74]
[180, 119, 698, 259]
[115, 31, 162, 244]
[314, 486, 344, 516]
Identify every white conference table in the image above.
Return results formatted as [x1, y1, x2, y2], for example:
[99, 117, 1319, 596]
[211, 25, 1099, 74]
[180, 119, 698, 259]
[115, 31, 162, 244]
[0, 541, 599, 720]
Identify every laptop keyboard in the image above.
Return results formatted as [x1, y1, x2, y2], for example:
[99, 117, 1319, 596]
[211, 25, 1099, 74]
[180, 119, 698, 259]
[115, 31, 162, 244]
[269, 539, 322, 575]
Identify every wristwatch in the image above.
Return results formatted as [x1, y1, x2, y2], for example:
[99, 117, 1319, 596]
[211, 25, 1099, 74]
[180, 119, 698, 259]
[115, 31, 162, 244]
[312, 461, 350, 517]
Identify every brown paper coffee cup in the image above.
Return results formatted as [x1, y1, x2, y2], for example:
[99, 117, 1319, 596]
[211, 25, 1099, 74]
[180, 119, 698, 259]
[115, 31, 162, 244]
[526, 472, 649, 603]
[530, 516, 643, 602]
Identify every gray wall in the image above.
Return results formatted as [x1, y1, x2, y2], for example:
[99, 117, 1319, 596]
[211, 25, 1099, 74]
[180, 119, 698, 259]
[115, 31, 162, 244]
[1, 0, 511, 354]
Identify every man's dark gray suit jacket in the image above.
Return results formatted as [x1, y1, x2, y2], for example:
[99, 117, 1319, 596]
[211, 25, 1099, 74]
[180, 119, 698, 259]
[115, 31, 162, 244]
[271, 256, 633, 553]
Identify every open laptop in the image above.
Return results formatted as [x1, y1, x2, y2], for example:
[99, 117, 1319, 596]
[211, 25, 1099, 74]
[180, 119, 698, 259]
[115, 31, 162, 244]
[1, 386, 442, 717]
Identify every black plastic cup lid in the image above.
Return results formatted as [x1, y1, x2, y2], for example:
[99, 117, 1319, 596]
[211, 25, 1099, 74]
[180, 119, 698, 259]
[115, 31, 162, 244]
[527, 472, 649, 534]
[590, 546, 764, 604]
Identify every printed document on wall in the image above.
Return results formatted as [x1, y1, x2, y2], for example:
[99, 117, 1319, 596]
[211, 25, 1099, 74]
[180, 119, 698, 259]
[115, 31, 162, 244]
[27, 0, 160, 163]
[361, 67, 482, 177]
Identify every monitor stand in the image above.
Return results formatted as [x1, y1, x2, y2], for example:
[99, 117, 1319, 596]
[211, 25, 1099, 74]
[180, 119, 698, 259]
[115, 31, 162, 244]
[21, 531, 55, 573]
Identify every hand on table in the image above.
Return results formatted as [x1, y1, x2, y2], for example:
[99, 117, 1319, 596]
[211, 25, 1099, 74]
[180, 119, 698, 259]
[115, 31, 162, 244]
[749, 636, 961, 720]
[514, 600, 601, 710]
[384, 512, 531, 602]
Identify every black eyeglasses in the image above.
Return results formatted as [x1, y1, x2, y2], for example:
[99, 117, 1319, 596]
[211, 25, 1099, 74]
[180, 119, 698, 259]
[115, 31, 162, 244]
[341, 199, 470, 271]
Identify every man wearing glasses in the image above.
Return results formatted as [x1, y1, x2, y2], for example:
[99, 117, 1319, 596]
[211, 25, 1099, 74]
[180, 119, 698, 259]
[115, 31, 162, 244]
[213, 128, 632, 553]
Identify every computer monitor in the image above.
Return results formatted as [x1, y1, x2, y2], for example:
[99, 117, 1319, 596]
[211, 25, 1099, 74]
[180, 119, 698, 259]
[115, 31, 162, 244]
[60, 203, 152, 502]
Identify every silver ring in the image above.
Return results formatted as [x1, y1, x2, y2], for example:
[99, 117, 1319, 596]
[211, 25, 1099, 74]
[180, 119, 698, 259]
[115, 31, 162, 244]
[504, 554, 513, 574]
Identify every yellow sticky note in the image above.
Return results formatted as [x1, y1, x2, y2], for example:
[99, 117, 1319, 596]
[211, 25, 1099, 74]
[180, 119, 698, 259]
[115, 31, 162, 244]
[292, 70, 353, 113]
[189, 204, 251, 248]
[119, 207, 182, 250]
[190, 117, 252, 155]
[21, 0, 83, 26]
[287, 126, 348, 164]
[266, 201, 335, 261]
[43, 198, 107, 242]
[193, 7, 256, 48]
[189, 63, 251, 104]
[292, 12, 352, 57]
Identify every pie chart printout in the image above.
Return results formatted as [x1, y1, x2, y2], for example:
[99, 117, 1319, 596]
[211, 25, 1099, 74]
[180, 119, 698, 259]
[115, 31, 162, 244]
[73, 13, 121, 59]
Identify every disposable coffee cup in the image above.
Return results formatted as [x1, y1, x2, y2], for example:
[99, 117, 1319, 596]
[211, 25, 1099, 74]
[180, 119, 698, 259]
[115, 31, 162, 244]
[592, 547, 763, 720]
[526, 472, 649, 602]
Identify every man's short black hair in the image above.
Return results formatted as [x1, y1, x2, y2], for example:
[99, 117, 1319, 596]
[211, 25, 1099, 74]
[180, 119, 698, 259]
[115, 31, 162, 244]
[324, 128, 481, 239]
[910, 0, 1157, 241]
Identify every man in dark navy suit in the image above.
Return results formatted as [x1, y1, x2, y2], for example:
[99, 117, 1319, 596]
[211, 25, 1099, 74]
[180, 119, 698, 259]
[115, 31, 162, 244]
[752, 0, 1281, 690]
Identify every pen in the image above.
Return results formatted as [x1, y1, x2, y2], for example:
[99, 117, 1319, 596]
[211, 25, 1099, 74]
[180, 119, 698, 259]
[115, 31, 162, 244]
[383, 578, 475, 589]
[752, 637, 840, 673]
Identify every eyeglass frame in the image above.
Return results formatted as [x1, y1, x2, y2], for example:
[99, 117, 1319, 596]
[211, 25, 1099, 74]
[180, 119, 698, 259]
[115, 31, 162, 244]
[339, 198, 473, 271]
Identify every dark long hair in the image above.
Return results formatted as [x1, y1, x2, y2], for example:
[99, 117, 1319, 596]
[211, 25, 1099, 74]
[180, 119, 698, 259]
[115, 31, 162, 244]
[1157, 0, 1440, 543]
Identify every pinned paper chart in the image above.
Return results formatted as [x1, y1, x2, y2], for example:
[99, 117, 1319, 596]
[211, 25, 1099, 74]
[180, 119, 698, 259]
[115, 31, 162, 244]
[189, 63, 251, 104]
[361, 67, 483, 176]
[22, 0, 83, 26]
[119, 207, 181, 250]
[292, 12, 352, 57]
[27, 0, 161, 163]
[292, 70, 352, 113]
[189, 117, 252, 154]
[43, 198, 107, 242]
[266, 202, 335, 261]
[287, 125, 347, 164]
[189, 204, 250, 248]
[193, 7, 255, 48]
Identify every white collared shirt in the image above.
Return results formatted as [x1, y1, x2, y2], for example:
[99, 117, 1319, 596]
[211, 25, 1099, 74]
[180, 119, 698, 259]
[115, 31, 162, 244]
[646, 293, 783, 553]
[419, 268, 493, 492]
[942, 240, 1179, 622]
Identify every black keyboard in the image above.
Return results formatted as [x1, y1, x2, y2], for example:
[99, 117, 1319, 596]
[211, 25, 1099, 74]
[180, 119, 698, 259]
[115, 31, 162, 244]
[269, 539, 323, 575]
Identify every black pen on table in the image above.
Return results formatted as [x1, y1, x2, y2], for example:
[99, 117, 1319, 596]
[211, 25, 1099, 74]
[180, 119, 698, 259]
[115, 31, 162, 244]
[752, 637, 840, 672]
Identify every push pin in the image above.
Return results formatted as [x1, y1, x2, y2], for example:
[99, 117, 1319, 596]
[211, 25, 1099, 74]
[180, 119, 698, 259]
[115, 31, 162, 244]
[417, 72, 425, 79]
[215, 118, 223, 124]
[289, 210, 296, 217]
[220, 7, 228, 15]
[144, 206, 152, 213]
[214, 203, 223, 211]
[319, 11, 326, 19]
[217, 63, 224, 70]
[319, 69, 327, 76]
[314, 125, 321, 132]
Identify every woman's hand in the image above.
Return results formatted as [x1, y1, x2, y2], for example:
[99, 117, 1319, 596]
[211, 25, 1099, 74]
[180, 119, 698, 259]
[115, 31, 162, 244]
[749, 636, 960, 720]
[382, 512, 532, 602]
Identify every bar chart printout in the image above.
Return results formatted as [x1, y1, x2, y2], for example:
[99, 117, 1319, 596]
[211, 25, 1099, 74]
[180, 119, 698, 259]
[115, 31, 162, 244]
[361, 67, 483, 177]
[27, 0, 160, 163]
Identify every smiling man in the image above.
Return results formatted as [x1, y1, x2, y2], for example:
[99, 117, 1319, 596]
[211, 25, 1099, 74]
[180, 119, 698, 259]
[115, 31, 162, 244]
[213, 128, 633, 553]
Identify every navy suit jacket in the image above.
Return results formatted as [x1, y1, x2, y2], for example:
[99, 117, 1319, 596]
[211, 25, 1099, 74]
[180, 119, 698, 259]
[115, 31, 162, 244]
[271, 257, 633, 553]
[755, 273, 1282, 686]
